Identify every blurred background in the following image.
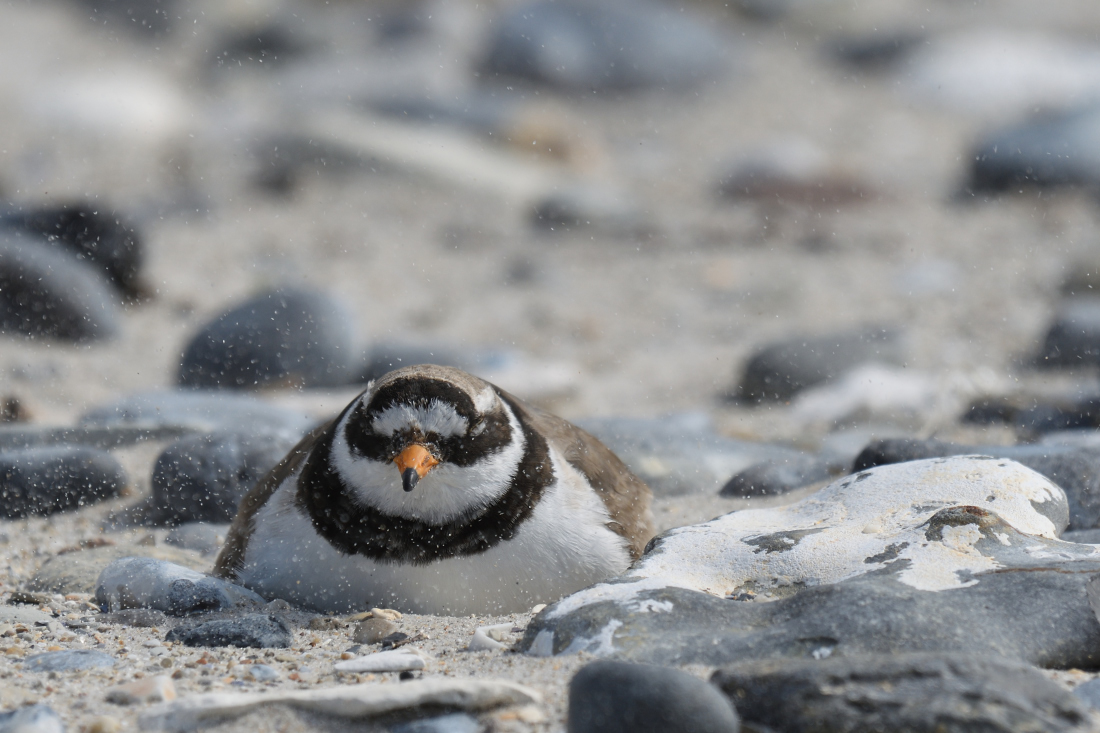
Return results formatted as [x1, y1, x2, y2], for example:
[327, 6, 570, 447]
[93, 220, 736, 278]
[4, 0, 1100, 507]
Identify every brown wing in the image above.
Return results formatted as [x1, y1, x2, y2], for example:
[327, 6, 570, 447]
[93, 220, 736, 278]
[500, 390, 655, 560]
[212, 420, 334, 579]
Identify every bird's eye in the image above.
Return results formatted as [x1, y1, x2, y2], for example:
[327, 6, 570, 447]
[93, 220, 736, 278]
[470, 421, 486, 437]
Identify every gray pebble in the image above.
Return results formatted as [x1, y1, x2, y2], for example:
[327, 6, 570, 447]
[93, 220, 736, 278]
[353, 618, 398, 645]
[0, 705, 64, 733]
[23, 650, 115, 673]
[165, 614, 292, 649]
[0, 447, 127, 518]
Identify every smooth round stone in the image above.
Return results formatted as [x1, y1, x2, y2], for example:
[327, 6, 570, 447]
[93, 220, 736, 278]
[482, 0, 727, 91]
[736, 326, 903, 403]
[0, 446, 126, 518]
[80, 390, 315, 436]
[569, 661, 740, 733]
[1035, 298, 1100, 368]
[6, 204, 144, 298]
[0, 705, 64, 733]
[353, 618, 398, 644]
[151, 430, 299, 524]
[0, 230, 120, 342]
[720, 453, 835, 497]
[24, 650, 115, 673]
[178, 288, 356, 390]
[165, 614, 292, 649]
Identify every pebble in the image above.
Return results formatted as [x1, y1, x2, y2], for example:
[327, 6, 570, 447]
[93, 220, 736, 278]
[106, 676, 177, 706]
[569, 661, 740, 733]
[713, 653, 1089, 732]
[23, 649, 115, 672]
[530, 184, 644, 235]
[1034, 298, 1100, 368]
[353, 618, 398, 644]
[6, 203, 145, 298]
[719, 453, 836, 497]
[246, 664, 280, 682]
[165, 614, 292, 649]
[482, 0, 726, 91]
[717, 137, 867, 206]
[80, 390, 315, 437]
[150, 430, 299, 524]
[524, 457, 1100, 668]
[0, 446, 127, 518]
[177, 287, 356, 390]
[163, 523, 229, 556]
[1073, 678, 1100, 709]
[735, 326, 903, 403]
[0, 705, 64, 733]
[467, 624, 512, 652]
[334, 649, 428, 673]
[138, 678, 541, 732]
[95, 557, 264, 615]
[0, 230, 120, 341]
[84, 717, 121, 733]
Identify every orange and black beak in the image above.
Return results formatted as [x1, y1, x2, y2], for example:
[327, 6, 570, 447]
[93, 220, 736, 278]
[394, 444, 440, 492]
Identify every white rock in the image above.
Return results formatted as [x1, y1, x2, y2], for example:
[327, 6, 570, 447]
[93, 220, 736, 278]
[467, 624, 512, 652]
[540, 457, 1072, 632]
[333, 649, 428, 674]
[138, 678, 540, 732]
[790, 363, 937, 425]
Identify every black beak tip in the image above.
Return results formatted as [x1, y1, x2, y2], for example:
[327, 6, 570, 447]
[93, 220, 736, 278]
[402, 468, 420, 492]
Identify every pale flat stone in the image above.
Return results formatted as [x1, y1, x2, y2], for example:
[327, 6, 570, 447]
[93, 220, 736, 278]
[138, 678, 540, 732]
[467, 625, 512, 652]
[334, 649, 427, 673]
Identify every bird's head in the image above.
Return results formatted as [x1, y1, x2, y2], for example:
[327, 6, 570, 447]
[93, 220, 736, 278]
[330, 364, 524, 521]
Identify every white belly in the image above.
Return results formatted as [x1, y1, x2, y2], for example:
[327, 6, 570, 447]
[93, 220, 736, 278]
[237, 453, 631, 614]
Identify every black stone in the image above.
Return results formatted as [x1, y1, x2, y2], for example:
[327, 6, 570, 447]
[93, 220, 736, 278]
[482, 0, 726, 92]
[0, 447, 126, 518]
[569, 661, 740, 733]
[735, 327, 903, 403]
[852, 438, 1100, 530]
[150, 430, 299, 524]
[178, 288, 355, 390]
[828, 31, 925, 71]
[6, 203, 144, 298]
[1035, 299, 1100, 368]
[210, 23, 307, 71]
[712, 653, 1091, 733]
[719, 454, 837, 497]
[968, 103, 1100, 194]
[165, 614, 292, 648]
[0, 231, 120, 341]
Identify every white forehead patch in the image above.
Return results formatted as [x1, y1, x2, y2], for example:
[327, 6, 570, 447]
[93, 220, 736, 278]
[473, 386, 497, 414]
[371, 399, 469, 437]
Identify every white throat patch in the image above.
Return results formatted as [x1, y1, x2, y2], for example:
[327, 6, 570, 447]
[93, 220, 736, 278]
[371, 399, 468, 438]
[330, 400, 528, 524]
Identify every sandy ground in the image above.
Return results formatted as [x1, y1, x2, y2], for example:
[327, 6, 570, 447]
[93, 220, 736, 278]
[1, 0, 1100, 730]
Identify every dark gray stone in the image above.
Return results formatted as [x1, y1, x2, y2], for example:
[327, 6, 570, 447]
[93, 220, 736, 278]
[23, 650, 115, 672]
[164, 522, 229, 556]
[80, 390, 315, 437]
[0, 447, 126, 518]
[1036, 298, 1100, 368]
[482, 0, 727, 91]
[969, 103, 1100, 193]
[720, 453, 837, 497]
[0, 230, 119, 342]
[521, 459, 1100, 669]
[95, 557, 264, 616]
[569, 661, 740, 733]
[150, 430, 298, 524]
[1073, 678, 1100, 709]
[736, 327, 903, 403]
[165, 614, 292, 648]
[712, 653, 1091, 733]
[75, 0, 178, 36]
[0, 705, 64, 733]
[100, 608, 169, 628]
[852, 438, 1100, 530]
[1062, 528, 1100, 544]
[178, 288, 355, 390]
[5, 203, 144, 298]
[576, 415, 803, 496]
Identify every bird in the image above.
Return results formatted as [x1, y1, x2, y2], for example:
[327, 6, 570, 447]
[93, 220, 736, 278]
[213, 364, 655, 615]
